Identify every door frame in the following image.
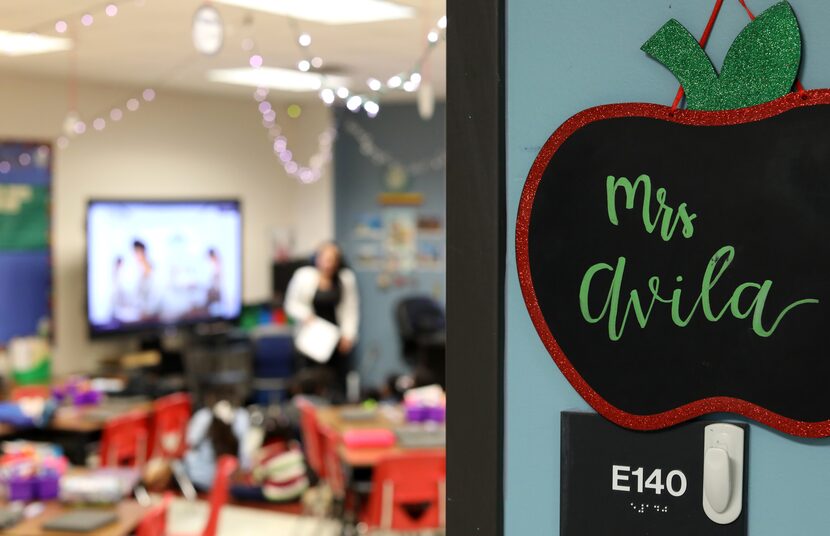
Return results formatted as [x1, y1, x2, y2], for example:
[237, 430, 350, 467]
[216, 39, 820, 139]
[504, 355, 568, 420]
[446, 0, 506, 533]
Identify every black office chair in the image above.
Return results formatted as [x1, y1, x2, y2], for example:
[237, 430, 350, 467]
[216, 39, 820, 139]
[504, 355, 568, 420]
[395, 296, 446, 388]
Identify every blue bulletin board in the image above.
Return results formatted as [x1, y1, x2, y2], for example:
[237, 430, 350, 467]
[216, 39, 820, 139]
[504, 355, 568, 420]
[0, 142, 52, 344]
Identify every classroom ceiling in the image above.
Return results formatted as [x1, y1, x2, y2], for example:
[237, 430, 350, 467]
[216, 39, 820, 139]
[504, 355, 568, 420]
[0, 0, 446, 101]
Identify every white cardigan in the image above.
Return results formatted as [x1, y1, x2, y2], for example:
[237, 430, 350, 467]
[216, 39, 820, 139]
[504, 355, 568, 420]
[284, 266, 360, 342]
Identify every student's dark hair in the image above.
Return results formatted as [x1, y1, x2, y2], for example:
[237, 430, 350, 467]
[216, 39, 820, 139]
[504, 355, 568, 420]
[204, 387, 241, 459]
[208, 416, 239, 459]
[132, 240, 146, 252]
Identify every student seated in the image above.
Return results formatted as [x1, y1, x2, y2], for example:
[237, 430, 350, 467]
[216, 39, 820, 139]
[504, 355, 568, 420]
[183, 391, 250, 490]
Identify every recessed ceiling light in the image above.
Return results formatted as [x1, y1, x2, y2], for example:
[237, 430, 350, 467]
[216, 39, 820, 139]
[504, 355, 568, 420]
[214, 0, 414, 25]
[0, 31, 71, 56]
[208, 67, 349, 92]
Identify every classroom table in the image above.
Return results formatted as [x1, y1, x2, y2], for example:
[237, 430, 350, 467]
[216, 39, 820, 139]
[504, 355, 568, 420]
[49, 399, 153, 433]
[0, 500, 148, 536]
[315, 405, 445, 533]
[314, 405, 445, 468]
[0, 398, 153, 437]
[0, 397, 154, 465]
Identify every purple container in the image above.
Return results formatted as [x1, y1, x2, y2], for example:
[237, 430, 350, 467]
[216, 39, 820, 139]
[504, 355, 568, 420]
[7, 475, 34, 502]
[405, 405, 430, 423]
[426, 405, 446, 423]
[35, 472, 59, 500]
[72, 390, 103, 406]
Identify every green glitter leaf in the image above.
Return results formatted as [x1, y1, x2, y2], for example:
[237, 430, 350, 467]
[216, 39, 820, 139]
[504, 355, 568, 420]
[641, 20, 720, 108]
[641, 1, 802, 111]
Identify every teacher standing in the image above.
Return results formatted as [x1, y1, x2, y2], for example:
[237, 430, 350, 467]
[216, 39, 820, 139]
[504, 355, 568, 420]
[285, 242, 359, 400]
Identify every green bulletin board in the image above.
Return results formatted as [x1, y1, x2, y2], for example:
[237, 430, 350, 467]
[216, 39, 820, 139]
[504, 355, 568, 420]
[0, 183, 49, 250]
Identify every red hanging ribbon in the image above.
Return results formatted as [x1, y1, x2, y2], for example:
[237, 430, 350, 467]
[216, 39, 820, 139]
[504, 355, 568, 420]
[671, 0, 804, 110]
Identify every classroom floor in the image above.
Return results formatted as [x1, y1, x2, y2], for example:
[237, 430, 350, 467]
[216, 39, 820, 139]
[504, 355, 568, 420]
[167, 497, 341, 536]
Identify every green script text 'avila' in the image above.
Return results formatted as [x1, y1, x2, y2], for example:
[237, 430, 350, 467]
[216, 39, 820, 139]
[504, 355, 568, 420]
[578, 174, 818, 341]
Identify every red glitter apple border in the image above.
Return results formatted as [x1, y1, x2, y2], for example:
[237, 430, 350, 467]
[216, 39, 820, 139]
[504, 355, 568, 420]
[516, 89, 830, 438]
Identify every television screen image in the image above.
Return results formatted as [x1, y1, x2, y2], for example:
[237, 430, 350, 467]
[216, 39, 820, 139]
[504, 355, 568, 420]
[87, 200, 242, 335]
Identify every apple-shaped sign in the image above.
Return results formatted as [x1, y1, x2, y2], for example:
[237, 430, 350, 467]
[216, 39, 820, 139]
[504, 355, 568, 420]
[517, 2, 830, 437]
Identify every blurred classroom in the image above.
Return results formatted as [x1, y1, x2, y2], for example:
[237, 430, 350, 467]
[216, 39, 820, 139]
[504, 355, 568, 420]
[0, 1, 445, 534]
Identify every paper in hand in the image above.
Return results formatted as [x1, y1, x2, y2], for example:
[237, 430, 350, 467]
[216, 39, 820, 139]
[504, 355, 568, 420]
[296, 317, 341, 363]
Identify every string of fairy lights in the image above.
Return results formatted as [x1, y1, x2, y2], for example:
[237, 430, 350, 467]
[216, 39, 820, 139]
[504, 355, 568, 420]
[342, 120, 445, 177]
[0, 145, 51, 176]
[241, 10, 446, 182]
[56, 88, 157, 151]
[284, 14, 448, 116]
[15, 0, 161, 151]
[252, 85, 336, 184]
[15, 0, 144, 34]
[10, 2, 446, 184]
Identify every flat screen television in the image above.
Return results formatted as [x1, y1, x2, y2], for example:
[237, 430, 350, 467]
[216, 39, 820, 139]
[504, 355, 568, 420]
[86, 200, 242, 336]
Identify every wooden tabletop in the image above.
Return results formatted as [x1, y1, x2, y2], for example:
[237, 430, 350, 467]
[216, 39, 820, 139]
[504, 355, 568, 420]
[0, 398, 153, 438]
[315, 405, 444, 468]
[50, 399, 153, 433]
[315, 405, 402, 434]
[1, 501, 149, 536]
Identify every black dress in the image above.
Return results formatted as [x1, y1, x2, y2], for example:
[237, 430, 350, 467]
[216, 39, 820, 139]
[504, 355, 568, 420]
[312, 285, 340, 327]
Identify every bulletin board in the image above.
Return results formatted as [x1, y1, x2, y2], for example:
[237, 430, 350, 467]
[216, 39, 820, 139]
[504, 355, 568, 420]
[0, 142, 52, 344]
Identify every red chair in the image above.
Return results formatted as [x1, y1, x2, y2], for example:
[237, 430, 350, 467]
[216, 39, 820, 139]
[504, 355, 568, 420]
[136, 492, 173, 536]
[363, 451, 446, 533]
[296, 398, 326, 480]
[149, 393, 192, 460]
[149, 393, 196, 500]
[169, 455, 238, 536]
[100, 410, 151, 467]
[320, 425, 345, 500]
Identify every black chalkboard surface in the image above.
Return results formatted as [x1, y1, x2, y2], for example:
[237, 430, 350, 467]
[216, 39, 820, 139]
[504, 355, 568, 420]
[561, 412, 748, 536]
[517, 89, 830, 437]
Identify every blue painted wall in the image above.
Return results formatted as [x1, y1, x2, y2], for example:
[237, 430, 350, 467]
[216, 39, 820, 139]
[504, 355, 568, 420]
[505, 1, 830, 534]
[334, 103, 445, 388]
